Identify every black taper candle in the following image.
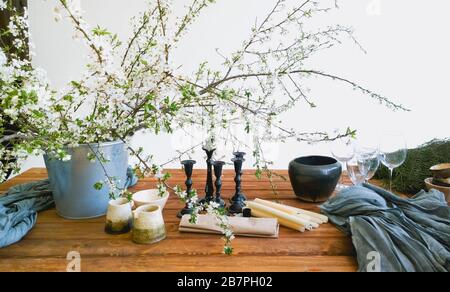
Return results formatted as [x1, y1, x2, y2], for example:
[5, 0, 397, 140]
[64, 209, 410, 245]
[233, 151, 246, 159]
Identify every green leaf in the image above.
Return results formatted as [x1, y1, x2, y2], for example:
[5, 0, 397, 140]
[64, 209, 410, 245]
[145, 93, 155, 101]
[224, 246, 233, 255]
[144, 103, 156, 113]
[93, 182, 103, 190]
[255, 168, 262, 180]
[162, 172, 172, 181]
[346, 127, 357, 139]
[92, 26, 111, 36]
[63, 95, 74, 102]
[52, 104, 64, 112]
[245, 122, 250, 134]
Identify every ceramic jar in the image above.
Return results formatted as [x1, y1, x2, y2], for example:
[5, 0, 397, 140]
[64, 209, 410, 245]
[289, 156, 342, 203]
[105, 198, 134, 234]
[132, 204, 166, 244]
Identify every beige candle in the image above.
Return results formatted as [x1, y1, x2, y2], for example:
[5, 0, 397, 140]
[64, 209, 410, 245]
[254, 198, 328, 223]
[247, 201, 318, 230]
[254, 198, 323, 225]
[250, 208, 306, 232]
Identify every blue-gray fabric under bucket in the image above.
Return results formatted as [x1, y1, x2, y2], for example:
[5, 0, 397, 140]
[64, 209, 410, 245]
[321, 184, 450, 272]
[44, 141, 129, 219]
[0, 180, 54, 248]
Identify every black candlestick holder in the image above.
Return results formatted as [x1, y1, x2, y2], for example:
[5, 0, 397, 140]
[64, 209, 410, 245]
[177, 160, 197, 218]
[199, 147, 215, 205]
[212, 161, 226, 208]
[233, 151, 246, 159]
[228, 156, 247, 214]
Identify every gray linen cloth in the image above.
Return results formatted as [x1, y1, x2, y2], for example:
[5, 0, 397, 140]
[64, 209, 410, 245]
[0, 180, 54, 248]
[320, 183, 450, 272]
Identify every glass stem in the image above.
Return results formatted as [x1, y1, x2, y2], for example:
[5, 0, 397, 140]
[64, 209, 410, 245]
[389, 167, 394, 191]
[341, 161, 347, 185]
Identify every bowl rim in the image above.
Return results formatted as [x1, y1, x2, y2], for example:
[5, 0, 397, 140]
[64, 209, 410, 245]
[109, 197, 132, 206]
[425, 178, 450, 189]
[135, 204, 161, 214]
[132, 189, 169, 203]
[430, 163, 450, 171]
[290, 155, 340, 167]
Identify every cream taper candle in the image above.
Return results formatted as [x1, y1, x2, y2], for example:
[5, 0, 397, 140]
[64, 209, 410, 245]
[247, 201, 318, 230]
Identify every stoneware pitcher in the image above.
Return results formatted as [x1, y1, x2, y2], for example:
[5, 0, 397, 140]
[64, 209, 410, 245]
[132, 204, 166, 244]
[105, 197, 134, 235]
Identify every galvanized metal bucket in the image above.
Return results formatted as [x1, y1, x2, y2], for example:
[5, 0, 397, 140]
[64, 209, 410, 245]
[44, 141, 129, 219]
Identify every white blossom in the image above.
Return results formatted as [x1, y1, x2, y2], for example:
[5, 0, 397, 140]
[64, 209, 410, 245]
[61, 155, 72, 162]
[155, 169, 164, 179]
[0, 0, 7, 10]
[53, 6, 63, 22]
[0, 49, 6, 66]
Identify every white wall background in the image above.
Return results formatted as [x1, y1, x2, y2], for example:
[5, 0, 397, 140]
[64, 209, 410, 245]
[20, 0, 450, 171]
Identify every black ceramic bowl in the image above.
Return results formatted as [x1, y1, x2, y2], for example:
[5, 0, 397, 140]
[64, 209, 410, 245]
[288, 156, 342, 203]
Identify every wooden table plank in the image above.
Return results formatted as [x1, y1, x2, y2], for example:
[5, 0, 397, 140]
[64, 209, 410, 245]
[0, 255, 357, 272]
[0, 168, 358, 272]
[0, 237, 355, 258]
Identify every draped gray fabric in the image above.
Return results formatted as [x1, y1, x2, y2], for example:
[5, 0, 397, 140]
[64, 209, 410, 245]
[0, 180, 54, 248]
[321, 184, 450, 272]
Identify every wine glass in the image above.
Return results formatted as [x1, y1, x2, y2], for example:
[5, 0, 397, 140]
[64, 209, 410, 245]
[347, 158, 367, 186]
[379, 132, 407, 191]
[330, 138, 355, 190]
[356, 147, 380, 183]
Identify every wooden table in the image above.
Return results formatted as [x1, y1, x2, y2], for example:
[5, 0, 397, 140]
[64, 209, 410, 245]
[0, 168, 358, 272]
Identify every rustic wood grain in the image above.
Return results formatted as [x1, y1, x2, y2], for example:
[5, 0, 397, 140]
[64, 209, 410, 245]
[0, 255, 357, 272]
[0, 168, 358, 272]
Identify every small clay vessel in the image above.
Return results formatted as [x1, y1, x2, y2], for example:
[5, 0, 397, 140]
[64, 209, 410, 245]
[105, 198, 133, 235]
[132, 204, 166, 244]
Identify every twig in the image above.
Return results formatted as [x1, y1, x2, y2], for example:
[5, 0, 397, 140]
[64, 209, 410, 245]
[160, 143, 203, 167]
[0, 133, 27, 143]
